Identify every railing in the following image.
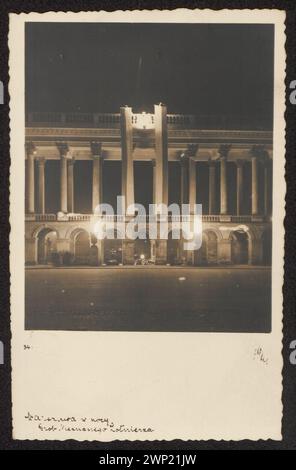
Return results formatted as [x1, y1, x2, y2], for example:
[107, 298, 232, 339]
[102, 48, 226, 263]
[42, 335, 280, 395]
[26, 112, 272, 131]
[25, 213, 267, 223]
[33, 213, 57, 221]
[26, 112, 121, 129]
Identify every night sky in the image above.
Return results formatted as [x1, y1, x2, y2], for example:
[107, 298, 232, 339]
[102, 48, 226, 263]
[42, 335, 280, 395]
[25, 22, 274, 213]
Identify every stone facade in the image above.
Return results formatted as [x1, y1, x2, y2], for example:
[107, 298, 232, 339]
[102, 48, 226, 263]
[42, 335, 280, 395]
[25, 106, 272, 266]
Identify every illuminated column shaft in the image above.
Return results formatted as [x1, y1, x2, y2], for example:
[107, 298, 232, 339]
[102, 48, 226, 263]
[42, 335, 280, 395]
[220, 157, 227, 215]
[92, 155, 103, 212]
[120, 106, 134, 210]
[264, 161, 270, 216]
[236, 160, 243, 216]
[27, 152, 35, 213]
[209, 161, 216, 214]
[152, 159, 156, 206]
[180, 159, 189, 205]
[60, 155, 68, 213]
[67, 158, 75, 213]
[251, 156, 259, 216]
[154, 104, 168, 208]
[37, 158, 45, 214]
[189, 157, 196, 214]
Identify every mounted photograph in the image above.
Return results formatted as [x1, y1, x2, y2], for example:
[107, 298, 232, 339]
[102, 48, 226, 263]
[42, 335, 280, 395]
[10, 9, 285, 442]
[24, 21, 273, 333]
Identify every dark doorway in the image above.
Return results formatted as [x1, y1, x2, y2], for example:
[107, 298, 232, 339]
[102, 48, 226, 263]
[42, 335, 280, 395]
[230, 230, 249, 264]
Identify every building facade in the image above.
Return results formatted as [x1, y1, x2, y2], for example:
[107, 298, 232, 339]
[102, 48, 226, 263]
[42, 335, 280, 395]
[25, 104, 272, 266]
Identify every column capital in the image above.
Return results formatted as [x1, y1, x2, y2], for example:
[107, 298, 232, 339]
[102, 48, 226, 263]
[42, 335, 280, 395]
[187, 143, 199, 157]
[90, 141, 102, 157]
[218, 143, 232, 160]
[37, 157, 46, 165]
[67, 157, 75, 165]
[25, 142, 36, 157]
[250, 144, 269, 160]
[56, 142, 69, 158]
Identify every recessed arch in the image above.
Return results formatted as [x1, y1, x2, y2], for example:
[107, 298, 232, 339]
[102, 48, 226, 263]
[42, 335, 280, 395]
[167, 230, 180, 265]
[36, 227, 58, 264]
[134, 237, 151, 263]
[203, 230, 218, 265]
[71, 228, 90, 265]
[32, 224, 60, 240]
[103, 228, 123, 265]
[194, 229, 218, 266]
[230, 229, 249, 264]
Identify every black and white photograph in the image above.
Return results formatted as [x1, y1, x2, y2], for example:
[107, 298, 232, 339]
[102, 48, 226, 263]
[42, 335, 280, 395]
[9, 9, 285, 442]
[25, 20, 273, 333]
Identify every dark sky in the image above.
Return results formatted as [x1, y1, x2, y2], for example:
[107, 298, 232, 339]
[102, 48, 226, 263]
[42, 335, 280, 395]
[26, 23, 274, 213]
[25, 22, 274, 118]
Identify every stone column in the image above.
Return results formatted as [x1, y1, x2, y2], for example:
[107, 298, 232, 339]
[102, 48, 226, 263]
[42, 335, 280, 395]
[250, 239, 263, 265]
[37, 158, 45, 214]
[209, 160, 216, 214]
[67, 158, 75, 213]
[236, 160, 244, 215]
[180, 156, 189, 205]
[251, 156, 259, 216]
[154, 103, 168, 209]
[152, 159, 156, 205]
[120, 106, 134, 211]
[264, 160, 270, 216]
[91, 142, 103, 213]
[26, 143, 35, 214]
[189, 157, 196, 214]
[60, 155, 68, 213]
[220, 157, 227, 215]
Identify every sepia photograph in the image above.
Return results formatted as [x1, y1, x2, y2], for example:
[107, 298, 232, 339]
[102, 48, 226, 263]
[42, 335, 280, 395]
[9, 9, 285, 442]
[24, 21, 273, 332]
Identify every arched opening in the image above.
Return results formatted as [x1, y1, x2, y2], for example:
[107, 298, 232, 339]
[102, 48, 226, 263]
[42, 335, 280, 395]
[103, 230, 123, 265]
[167, 231, 180, 265]
[74, 230, 90, 265]
[37, 228, 58, 264]
[230, 230, 249, 264]
[134, 237, 151, 264]
[262, 228, 272, 265]
[193, 230, 218, 266]
[194, 233, 207, 266]
[206, 230, 218, 265]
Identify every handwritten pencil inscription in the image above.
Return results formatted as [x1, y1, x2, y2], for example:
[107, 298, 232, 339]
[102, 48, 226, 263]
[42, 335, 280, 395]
[253, 347, 269, 365]
[24, 412, 154, 434]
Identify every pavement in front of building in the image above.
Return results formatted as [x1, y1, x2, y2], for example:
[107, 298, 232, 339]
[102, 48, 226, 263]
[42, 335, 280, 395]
[25, 267, 271, 333]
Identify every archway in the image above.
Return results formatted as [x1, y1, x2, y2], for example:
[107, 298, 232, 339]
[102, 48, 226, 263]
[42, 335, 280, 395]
[134, 237, 151, 264]
[167, 231, 180, 265]
[103, 229, 123, 265]
[194, 233, 207, 266]
[206, 230, 218, 265]
[230, 230, 249, 264]
[193, 230, 218, 266]
[37, 228, 57, 264]
[74, 230, 90, 265]
[262, 229, 272, 265]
